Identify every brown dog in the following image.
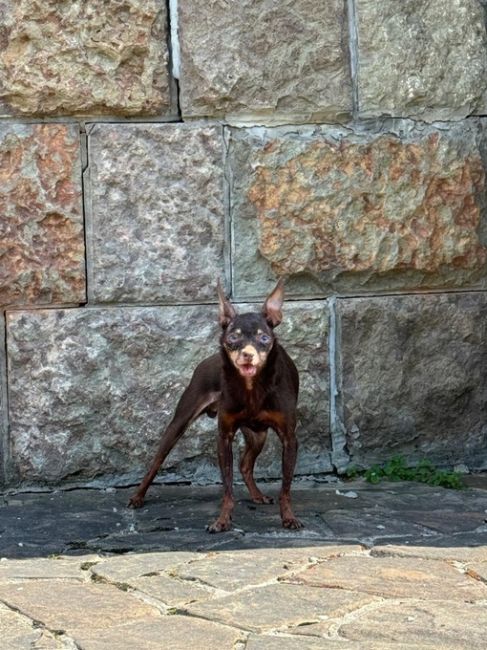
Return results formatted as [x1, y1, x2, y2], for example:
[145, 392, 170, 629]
[129, 279, 302, 532]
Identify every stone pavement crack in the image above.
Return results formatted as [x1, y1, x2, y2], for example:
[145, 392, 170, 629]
[0, 597, 81, 649]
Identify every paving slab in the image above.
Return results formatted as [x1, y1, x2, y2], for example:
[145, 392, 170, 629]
[338, 600, 487, 649]
[282, 555, 487, 601]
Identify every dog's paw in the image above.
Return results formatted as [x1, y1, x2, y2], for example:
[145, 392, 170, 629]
[252, 494, 274, 505]
[207, 518, 232, 533]
[128, 495, 145, 509]
[282, 516, 304, 530]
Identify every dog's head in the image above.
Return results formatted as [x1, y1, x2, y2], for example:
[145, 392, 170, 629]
[217, 279, 284, 381]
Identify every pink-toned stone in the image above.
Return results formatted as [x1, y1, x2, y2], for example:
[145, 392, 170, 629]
[0, 0, 170, 116]
[0, 124, 85, 306]
[230, 121, 487, 298]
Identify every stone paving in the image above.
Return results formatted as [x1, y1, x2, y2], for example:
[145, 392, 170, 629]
[0, 476, 486, 648]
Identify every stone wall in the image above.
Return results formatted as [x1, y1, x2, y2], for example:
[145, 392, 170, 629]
[1, 0, 487, 487]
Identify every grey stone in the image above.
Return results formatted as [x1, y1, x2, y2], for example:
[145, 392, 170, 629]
[0, 1, 172, 117]
[0, 480, 485, 559]
[229, 120, 487, 299]
[337, 292, 487, 470]
[6, 305, 219, 484]
[0, 315, 6, 487]
[86, 123, 226, 304]
[356, 0, 487, 121]
[178, 0, 352, 123]
[6, 300, 329, 484]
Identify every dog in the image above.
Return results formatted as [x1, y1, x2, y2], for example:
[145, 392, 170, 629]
[128, 278, 302, 532]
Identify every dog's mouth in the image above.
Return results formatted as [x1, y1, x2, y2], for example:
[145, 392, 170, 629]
[236, 363, 258, 377]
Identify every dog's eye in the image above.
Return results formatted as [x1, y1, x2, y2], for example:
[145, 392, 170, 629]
[259, 334, 271, 345]
[226, 333, 241, 344]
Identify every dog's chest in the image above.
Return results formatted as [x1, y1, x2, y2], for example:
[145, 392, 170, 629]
[221, 392, 286, 432]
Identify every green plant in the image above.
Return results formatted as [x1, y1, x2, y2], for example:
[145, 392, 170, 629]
[348, 456, 464, 489]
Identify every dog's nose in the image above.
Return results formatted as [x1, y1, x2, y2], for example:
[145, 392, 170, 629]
[241, 345, 257, 362]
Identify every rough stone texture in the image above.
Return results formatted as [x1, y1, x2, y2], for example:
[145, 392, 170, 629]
[0, 315, 6, 487]
[0, 1, 171, 116]
[6, 301, 328, 484]
[178, 0, 352, 123]
[75, 617, 244, 650]
[185, 583, 377, 633]
[230, 120, 487, 299]
[246, 638, 361, 650]
[283, 555, 487, 601]
[0, 557, 87, 581]
[339, 600, 487, 649]
[92, 552, 200, 583]
[173, 547, 333, 592]
[0, 603, 64, 650]
[372, 545, 487, 563]
[356, 0, 487, 121]
[86, 124, 226, 304]
[1, 481, 486, 646]
[337, 292, 487, 470]
[0, 124, 85, 307]
[0, 581, 160, 631]
[6, 305, 218, 484]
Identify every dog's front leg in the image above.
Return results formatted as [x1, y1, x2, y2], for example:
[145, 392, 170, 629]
[208, 417, 236, 533]
[277, 424, 303, 530]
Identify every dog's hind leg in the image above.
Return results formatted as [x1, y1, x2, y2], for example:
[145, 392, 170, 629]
[128, 387, 219, 509]
[239, 427, 274, 505]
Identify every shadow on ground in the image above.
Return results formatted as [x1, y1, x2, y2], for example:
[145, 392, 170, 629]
[1, 476, 486, 558]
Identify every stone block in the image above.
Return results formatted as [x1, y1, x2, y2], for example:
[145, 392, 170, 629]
[6, 300, 329, 484]
[229, 120, 487, 299]
[178, 0, 352, 123]
[0, 124, 85, 307]
[86, 124, 226, 304]
[356, 0, 487, 121]
[0, 315, 6, 486]
[0, 1, 171, 116]
[337, 292, 487, 470]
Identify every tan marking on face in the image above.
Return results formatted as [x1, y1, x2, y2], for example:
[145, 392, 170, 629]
[241, 344, 258, 360]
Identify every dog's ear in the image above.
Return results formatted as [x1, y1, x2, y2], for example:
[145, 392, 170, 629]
[217, 279, 237, 329]
[262, 278, 285, 328]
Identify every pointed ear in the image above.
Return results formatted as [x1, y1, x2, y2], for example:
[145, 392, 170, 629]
[262, 278, 285, 328]
[217, 279, 237, 329]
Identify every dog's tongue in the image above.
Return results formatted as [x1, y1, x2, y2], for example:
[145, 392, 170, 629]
[239, 364, 257, 377]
